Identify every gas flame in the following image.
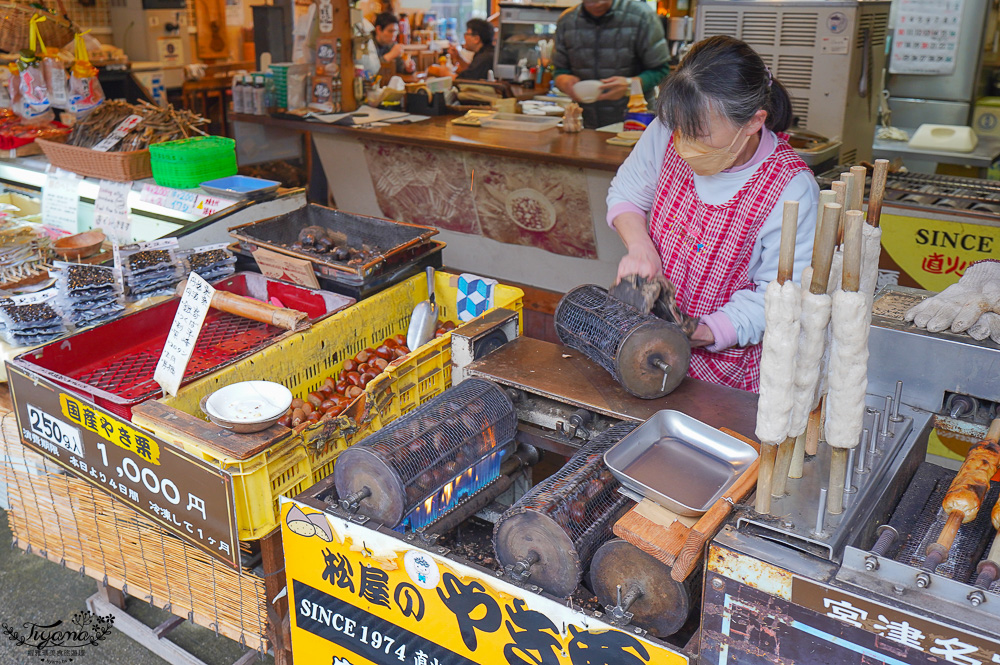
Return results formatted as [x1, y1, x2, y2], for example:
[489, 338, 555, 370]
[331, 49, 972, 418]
[399, 424, 504, 532]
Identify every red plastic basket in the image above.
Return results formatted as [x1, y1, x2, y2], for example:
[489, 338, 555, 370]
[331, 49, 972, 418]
[13, 273, 354, 420]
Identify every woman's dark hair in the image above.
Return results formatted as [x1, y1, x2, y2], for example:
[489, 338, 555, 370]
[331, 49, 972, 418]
[374, 12, 400, 30]
[466, 18, 494, 47]
[657, 35, 793, 136]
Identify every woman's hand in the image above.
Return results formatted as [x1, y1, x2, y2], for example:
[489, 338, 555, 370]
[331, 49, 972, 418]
[616, 244, 662, 282]
[554, 74, 580, 100]
[598, 76, 631, 101]
[690, 323, 715, 348]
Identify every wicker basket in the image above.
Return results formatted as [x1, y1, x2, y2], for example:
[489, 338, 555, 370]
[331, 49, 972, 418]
[36, 139, 152, 181]
[0, 2, 76, 54]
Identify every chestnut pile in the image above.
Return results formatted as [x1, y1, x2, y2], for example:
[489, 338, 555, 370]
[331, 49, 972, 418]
[555, 469, 617, 527]
[285, 225, 379, 265]
[274, 321, 458, 429]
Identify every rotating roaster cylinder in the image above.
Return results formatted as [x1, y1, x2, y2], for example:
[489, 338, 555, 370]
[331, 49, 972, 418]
[334, 378, 517, 528]
[493, 422, 638, 598]
[590, 538, 697, 638]
[554, 285, 691, 399]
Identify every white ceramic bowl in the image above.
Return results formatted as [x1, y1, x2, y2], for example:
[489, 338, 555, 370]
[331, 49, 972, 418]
[573, 80, 602, 104]
[202, 381, 293, 433]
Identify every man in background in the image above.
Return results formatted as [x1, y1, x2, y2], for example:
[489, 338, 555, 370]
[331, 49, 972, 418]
[448, 19, 496, 80]
[373, 12, 416, 74]
[553, 0, 669, 128]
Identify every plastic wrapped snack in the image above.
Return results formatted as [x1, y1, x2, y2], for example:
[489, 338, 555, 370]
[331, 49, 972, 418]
[119, 239, 183, 300]
[183, 244, 236, 283]
[53, 262, 125, 327]
[67, 32, 104, 117]
[0, 299, 66, 346]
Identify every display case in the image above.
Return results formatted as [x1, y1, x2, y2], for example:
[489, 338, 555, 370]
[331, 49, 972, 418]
[0, 155, 307, 249]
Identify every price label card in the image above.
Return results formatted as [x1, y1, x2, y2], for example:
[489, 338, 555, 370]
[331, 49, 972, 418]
[251, 247, 320, 288]
[94, 180, 134, 244]
[193, 194, 238, 217]
[42, 168, 82, 234]
[92, 114, 144, 152]
[26, 403, 83, 456]
[153, 273, 215, 397]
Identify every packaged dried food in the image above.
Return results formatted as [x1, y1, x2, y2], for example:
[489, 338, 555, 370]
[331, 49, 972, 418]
[182, 244, 236, 282]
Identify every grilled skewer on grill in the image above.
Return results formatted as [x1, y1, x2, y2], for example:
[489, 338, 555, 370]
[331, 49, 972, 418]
[922, 418, 1000, 578]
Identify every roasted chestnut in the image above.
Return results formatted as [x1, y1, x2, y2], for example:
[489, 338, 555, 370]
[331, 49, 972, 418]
[291, 408, 306, 426]
[357, 362, 372, 375]
[375, 345, 394, 360]
[343, 359, 359, 373]
[307, 392, 324, 408]
[301, 402, 314, 416]
[277, 415, 292, 428]
[335, 379, 348, 395]
[345, 372, 363, 387]
[360, 371, 377, 387]
[372, 357, 388, 371]
[321, 399, 337, 412]
[346, 386, 363, 399]
[392, 334, 406, 347]
[354, 349, 371, 364]
[307, 411, 322, 423]
[291, 397, 305, 410]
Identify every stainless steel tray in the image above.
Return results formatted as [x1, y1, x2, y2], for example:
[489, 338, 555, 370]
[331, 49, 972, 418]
[604, 410, 758, 516]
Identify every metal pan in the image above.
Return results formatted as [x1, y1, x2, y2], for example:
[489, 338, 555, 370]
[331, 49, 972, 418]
[604, 410, 758, 516]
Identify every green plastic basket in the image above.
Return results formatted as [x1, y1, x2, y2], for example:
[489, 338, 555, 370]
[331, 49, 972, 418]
[150, 136, 237, 189]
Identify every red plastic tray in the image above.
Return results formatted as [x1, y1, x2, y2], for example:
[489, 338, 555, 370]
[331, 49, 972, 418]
[13, 272, 354, 420]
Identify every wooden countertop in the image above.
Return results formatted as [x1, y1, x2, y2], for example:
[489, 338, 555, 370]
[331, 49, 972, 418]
[231, 113, 631, 172]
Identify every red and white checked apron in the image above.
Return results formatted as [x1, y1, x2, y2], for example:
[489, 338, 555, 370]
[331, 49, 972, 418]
[649, 133, 810, 392]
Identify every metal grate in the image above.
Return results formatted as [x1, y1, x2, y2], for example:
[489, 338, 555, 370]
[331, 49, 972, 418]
[337, 378, 516, 527]
[777, 55, 813, 89]
[74, 312, 276, 401]
[893, 463, 1000, 584]
[779, 12, 819, 47]
[740, 12, 778, 46]
[790, 95, 809, 128]
[554, 285, 648, 384]
[703, 11, 739, 38]
[817, 168, 1000, 213]
[494, 422, 637, 571]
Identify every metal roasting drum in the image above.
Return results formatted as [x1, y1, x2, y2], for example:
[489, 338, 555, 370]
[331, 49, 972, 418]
[333, 378, 517, 529]
[493, 422, 638, 598]
[590, 539, 696, 638]
[554, 285, 691, 399]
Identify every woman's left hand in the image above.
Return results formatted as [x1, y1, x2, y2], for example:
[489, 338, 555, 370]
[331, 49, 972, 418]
[690, 323, 715, 348]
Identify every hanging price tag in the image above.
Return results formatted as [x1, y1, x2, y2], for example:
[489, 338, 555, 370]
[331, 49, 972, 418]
[93, 180, 133, 244]
[92, 114, 145, 152]
[41, 167, 82, 234]
[153, 273, 215, 397]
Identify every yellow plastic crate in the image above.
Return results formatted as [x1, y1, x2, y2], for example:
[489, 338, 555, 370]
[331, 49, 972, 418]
[131, 271, 523, 540]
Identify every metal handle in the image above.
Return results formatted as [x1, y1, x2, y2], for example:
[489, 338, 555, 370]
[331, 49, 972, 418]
[426, 266, 436, 304]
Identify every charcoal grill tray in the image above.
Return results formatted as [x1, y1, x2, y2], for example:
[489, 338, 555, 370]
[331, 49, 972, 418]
[229, 204, 439, 281]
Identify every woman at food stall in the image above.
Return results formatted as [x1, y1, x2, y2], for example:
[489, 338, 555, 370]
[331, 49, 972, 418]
[606, 36, 819, 393]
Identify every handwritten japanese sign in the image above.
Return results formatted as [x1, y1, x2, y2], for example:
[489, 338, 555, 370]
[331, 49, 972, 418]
[93, 180, 133, 244]
[7, 364, 240, 569]
[154, 273, 215, 397]
[251, 247, 320, 289]
[880, 214, 999, 292]
[890, 0, 961, 75]
[281, 499, 688, 665]
[139, 184, 237, 217]
[792, 576, 1000, 664]
[42, 167, 81, 234]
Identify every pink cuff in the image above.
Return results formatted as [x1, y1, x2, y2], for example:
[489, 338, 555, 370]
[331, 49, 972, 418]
[702, 311, 737, 352]
[607, 202, 646, 228]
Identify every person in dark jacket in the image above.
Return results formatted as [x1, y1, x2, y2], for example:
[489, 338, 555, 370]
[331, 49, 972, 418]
[449, 18, 495, 80]
[553, 0, 670, 128]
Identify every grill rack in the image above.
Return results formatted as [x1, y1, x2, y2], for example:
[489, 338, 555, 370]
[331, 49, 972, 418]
[333, 378, 517, 528]
[816, 167, 1000, 213]
[493, 422, 637, 598]
[554, 285, 689, 399]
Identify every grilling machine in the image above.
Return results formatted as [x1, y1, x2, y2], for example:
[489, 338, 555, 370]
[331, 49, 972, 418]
[701, 285, 1000, 664]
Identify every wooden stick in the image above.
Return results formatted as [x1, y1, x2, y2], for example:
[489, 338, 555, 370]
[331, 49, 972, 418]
[777, 200, 799, 284]
[175, 279, 309, 330]
[811, 203, 842, 295]
[771, 435, 796, 497]
[840, 171, 856, 213]
[842, 210, 864, 292]
[805, 404, 822, 455]
[828, 210, 864, 516]
[867, 159, 890, 228]
[672, 453, 760, 582]
[830, 181, 847, 243]
[936, 511, 964, 553]
[755, 442, 777, 514]
[850, 165, 867, 212]
[757, 200, 799, 513]
[789, 433, 806, 478]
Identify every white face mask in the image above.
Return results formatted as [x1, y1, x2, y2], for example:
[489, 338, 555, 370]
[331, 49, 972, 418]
[673, 127, 752, 176]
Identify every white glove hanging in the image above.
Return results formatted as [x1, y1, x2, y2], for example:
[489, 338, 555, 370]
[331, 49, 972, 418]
[904, 260, 1000, 333]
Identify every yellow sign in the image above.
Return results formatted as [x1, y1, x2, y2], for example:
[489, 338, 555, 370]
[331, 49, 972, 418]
[881, 213, 1000, 292]
[60, 393, 161, 465]
[280, 499, 688, 665]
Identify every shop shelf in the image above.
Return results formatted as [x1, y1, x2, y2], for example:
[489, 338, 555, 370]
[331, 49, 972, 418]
[130, 271, 523, 541]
